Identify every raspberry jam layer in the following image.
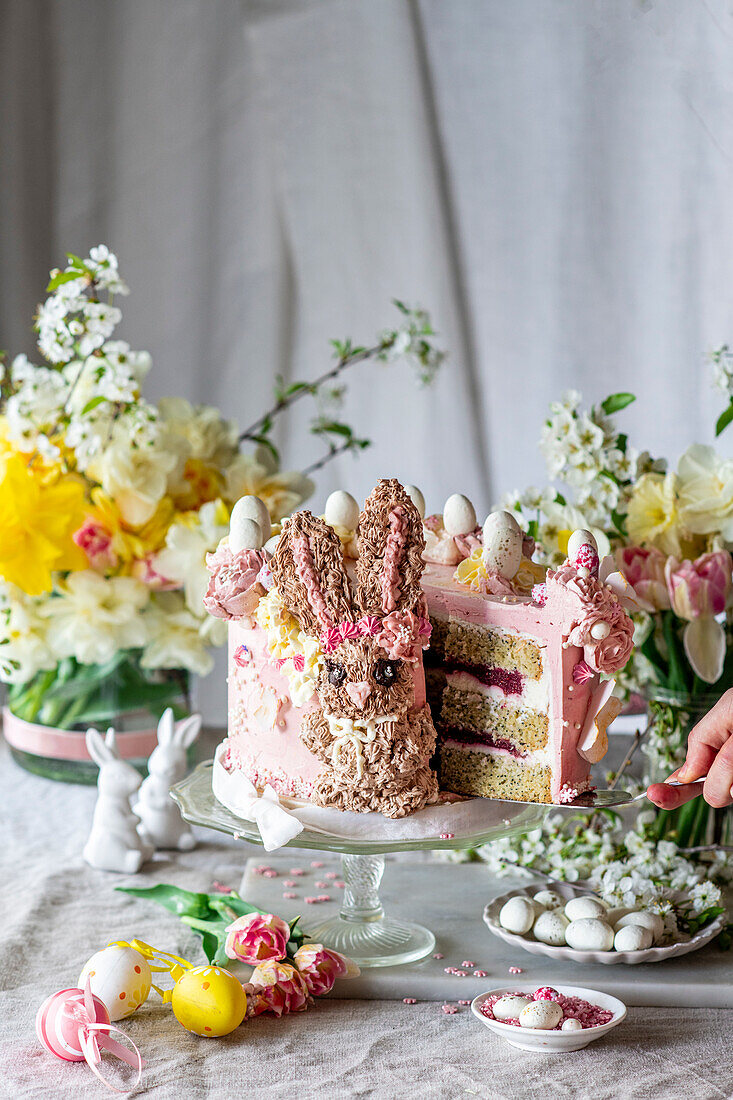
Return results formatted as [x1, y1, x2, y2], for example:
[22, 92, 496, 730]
[444, 661, 523, 695]
[440, 728, 527, 758]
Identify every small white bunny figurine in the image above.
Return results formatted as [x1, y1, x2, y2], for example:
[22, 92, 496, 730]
[134, 709, 202, 851]
[83, 728, 154, 873]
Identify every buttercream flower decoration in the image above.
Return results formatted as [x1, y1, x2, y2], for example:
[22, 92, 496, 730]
[665, 551, 733, 683]
[223, 912, 290, 965]
[0, 453, 87, 595]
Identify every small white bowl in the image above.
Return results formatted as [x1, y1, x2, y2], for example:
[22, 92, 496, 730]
[470, 984, 627, 1053]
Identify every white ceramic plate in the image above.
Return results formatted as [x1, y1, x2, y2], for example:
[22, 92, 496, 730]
[471, 984, 626, 1052]
[484, 882, 726, 965]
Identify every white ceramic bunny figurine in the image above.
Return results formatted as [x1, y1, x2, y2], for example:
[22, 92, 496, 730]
[83, 728, 154, 873]
[134, 709, 202, 851]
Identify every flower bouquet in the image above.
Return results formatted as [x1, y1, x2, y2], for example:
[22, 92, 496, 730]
[503, 375, 733, 847]
[0, 247, 443, 781]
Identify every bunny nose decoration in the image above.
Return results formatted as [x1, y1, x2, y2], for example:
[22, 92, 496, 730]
[345, 681, 372, 708]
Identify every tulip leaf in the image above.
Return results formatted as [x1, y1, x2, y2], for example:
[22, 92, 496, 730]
[715, 401, 733, 437]
[601, 392, 636, 415]
[116, 884, 216, 920]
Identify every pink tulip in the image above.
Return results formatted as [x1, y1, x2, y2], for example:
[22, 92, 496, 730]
[223, 913, 290, 965]
[665, 551, 733, 620]
[248, 960, 310, 1017]
[292, 944, 352, 997]
[72, 519, 118, 571]
[614, 546, 670, 611]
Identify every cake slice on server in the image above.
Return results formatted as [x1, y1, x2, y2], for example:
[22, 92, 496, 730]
[203, 480, 636, 814]
[421, 503, 636, 804]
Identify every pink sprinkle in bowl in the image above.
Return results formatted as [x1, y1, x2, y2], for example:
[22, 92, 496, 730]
[470, 984, 626, 1053]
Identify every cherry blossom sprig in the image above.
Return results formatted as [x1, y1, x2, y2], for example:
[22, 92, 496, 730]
[238, 300, 445, 473]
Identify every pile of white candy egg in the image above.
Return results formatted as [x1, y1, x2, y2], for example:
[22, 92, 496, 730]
[498, 890, 665, 953]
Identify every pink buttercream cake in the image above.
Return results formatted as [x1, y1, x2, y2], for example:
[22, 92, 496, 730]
[205, 484, 635, 812]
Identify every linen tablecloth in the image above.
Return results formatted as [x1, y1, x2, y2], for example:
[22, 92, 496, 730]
[2, 732, 732, 1100]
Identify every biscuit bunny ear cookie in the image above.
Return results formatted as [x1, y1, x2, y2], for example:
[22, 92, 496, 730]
[355, 478, 425, 616]
[271, 510, 353, 637]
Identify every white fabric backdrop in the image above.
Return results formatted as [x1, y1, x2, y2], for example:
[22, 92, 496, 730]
[2, 0, 733, 719]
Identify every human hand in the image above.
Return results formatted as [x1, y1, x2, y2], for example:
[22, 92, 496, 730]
[646, 689, 732, 810]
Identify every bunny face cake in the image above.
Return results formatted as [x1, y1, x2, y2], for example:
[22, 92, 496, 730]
[267, 481, 439, 817]
[207, 480, 635, 815]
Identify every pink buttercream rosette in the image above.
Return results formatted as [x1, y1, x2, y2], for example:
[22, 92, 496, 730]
[375, 609, 432, 661]
[549, 565, 634, 675]
[204, 544, 269, 621]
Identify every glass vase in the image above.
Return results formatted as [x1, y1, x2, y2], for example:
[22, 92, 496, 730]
[3, 653, 190, 784]
[644, 687, 730, 847]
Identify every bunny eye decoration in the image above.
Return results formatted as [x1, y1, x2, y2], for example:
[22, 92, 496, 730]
[325, 661, 346, 687]
[374, 659, 400, 687]
[271, 479, 440, 819]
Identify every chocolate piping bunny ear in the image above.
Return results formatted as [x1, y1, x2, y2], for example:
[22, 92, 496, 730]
[271, 510, 353, 637]
[355, 479, 426, 615]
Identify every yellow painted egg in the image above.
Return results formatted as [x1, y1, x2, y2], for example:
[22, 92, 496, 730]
[171, 965, 247, 1037]
[78, 945, 152, 1022]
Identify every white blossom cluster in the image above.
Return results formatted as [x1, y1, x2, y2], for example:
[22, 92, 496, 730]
[3, 246, 158, 467]
[501, 390, 663, 564]
[379, 303, 446, 385]
[711, 345, 733, 399]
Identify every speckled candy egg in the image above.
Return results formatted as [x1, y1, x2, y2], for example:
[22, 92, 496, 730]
[532, 889, 564, 911]
[231, 495, 271, 543]
[614, 924, 654, 952]
[615, 911, 664, 944]
[519, 1000, 563, 1030]
[482, 511, 523, 579]
[492, 995, 532, 1021]
[532, 910, 570, 946]
[171, 965, 247, 1037]
[229, 516, 264, 552]
[443, 494, 477, 536]
[404, 485, 426, 519]
[561, 1017, 583, 1032]
[565, 918, 615, 952]
[78, 945, 152, 1021]
[499, 896, 536, 935]
[564, 896, 607, 922]
[324, 490, 360, 531]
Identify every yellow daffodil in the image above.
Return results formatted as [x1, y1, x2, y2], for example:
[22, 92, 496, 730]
[0, 452, 87, 594]
[626, 472, 683, 556]
[90, 489, 176, 566]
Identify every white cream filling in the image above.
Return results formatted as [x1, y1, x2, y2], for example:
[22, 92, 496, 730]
[442, 737, 553, 770]
[445, 670, 550, 712]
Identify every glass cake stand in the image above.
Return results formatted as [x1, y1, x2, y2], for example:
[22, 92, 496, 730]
[170, 762, 632, 969]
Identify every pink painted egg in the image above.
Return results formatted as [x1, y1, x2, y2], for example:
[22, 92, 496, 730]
[36, 987, 110, 1061]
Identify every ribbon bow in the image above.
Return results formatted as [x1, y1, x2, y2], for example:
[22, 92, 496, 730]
[212, 748, 304, 850]
[71, 980, 144, 1093]
[326, 714, 394, 779]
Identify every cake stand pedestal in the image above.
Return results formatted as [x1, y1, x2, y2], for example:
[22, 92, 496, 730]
[170, 762, 632, 968]
[170, 761, 552, 968]
[304, 853, 436, 966]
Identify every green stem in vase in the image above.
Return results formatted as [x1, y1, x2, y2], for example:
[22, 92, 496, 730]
[661, 611, 690, 694]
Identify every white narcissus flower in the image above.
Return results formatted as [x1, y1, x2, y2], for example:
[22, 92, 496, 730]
[141, 591, 214, 676]
[86, 421, 185, 527]
[153, 499, 229, 614]
[224, 446, 314, 522]
[40, 571, 149, 665]
[0, 584, 56, 684]
[677, 444, 733, 541]
[158, 397, 238, 467]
